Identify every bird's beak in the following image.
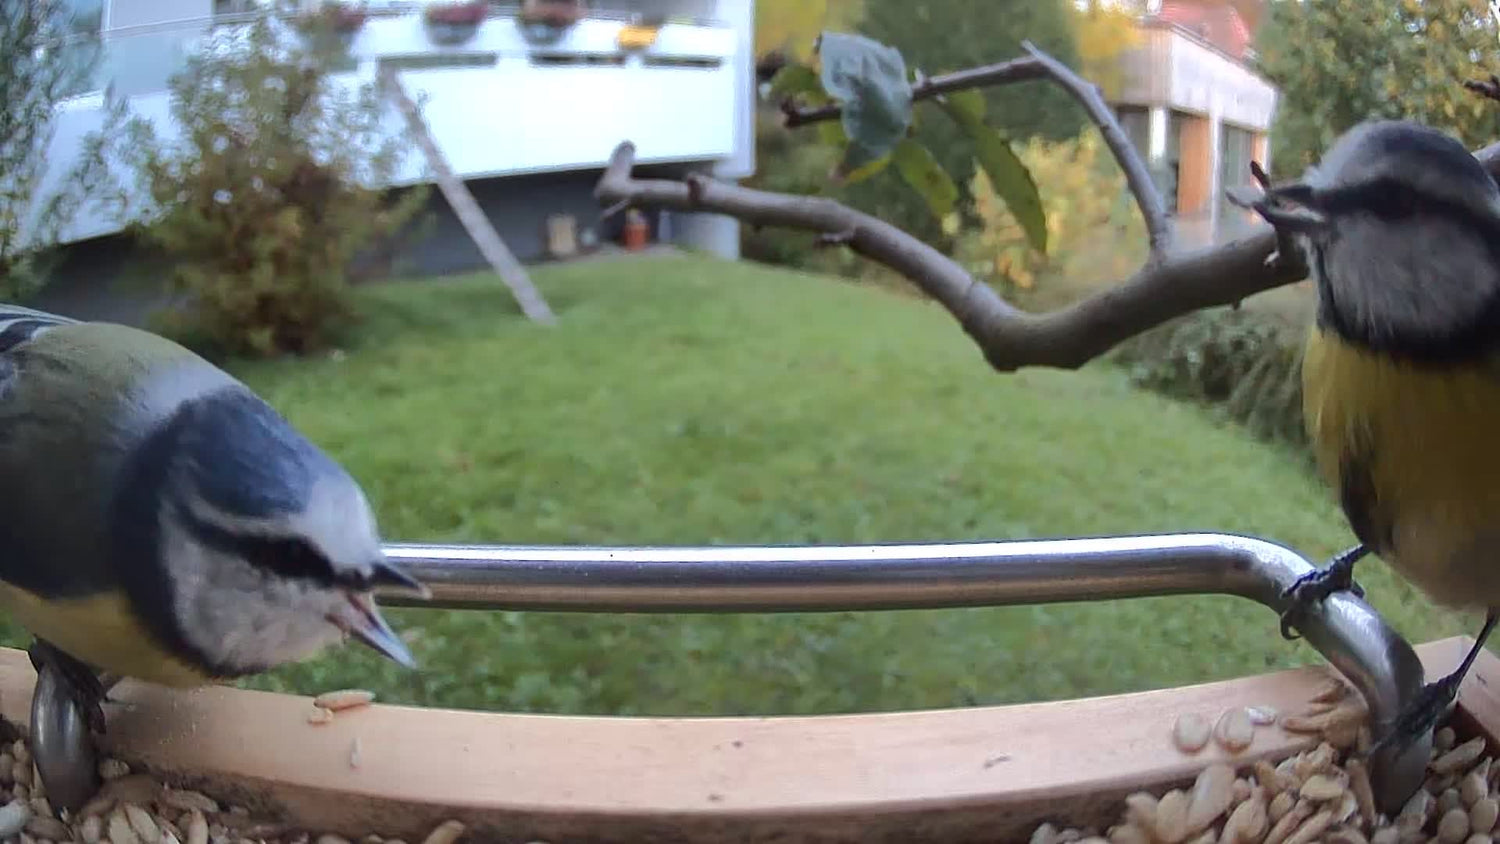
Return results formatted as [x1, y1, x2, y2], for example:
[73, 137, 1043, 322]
[369, 555, 431, 599]
[341, 591, 418, 669]
[1260, 182, 1330, 233]
[1229, 180, 1329, 233]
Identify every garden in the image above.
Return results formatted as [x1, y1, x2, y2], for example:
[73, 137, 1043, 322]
[6, 0, 1500, 840]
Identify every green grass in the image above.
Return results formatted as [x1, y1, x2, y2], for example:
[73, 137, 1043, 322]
[197, 253, 1469, 715]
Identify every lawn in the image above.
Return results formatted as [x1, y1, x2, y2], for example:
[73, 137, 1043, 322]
[192, 254, 1468, 715]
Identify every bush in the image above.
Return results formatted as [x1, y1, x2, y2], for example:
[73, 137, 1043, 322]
[1112, 306, 1309, 450]
[740, 109, 843, 270]
[0, 0, 110, 300]
[953, 130, 1146, 308]
[109, 13, 427, 357]
[848, 0, 1086, 247]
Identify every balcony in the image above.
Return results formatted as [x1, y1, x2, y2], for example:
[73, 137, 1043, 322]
[40, 0, 752, 246]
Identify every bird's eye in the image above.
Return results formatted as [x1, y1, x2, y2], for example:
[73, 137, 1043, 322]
[238, 535, 338, 583]
[1373, 184, 1418, 218]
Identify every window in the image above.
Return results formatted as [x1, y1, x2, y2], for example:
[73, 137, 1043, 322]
[53, 0, 106, 97]
[1218, 123, 1256, 235]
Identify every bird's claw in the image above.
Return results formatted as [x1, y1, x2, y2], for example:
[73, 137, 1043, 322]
[26, 641, 109, 735]
[1277, 546, 1368, 641]
[1369, 674, 1463, 758]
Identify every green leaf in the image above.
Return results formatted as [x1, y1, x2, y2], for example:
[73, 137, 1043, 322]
[941, 103, 1047, 254]
[768, 63, 827, 103]
[816, 31, 913, 172]
[944, 88, 986, 122]
[816, 118, 848, 148]
[838, 150, 891, 184]
[891, 138, 958, 220]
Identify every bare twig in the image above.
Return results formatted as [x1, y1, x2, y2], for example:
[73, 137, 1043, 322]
[1018, 41, 1172, 257]
[1242, 160, 1305, 276]
[596, 142, 1500, 373]
[817, 228, 859, 247]
[600, 197, 631, 220]
[780, 44, 1172, 258]
[781, 56, 1047, 128]
[1465, 73, 1500, 103]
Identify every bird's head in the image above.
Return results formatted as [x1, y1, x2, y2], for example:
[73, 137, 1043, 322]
[128, 385, 427, 679]
[1250, 119, 1500, 359]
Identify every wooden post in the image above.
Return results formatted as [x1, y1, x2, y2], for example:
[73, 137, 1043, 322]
[378, 65, 557, 325]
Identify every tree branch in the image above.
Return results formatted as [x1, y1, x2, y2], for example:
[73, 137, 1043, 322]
[1018, 41, 1172, 257]
[596, 142, 1500, 374]
[1464, 73, 1500, 103]
[780, 44, 1172, 258]
[780, 56, 1048, 128]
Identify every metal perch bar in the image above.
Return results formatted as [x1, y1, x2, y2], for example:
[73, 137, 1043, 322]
[380, 532, 1432, 810]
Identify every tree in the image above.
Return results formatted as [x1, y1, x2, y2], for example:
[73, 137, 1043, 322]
[99, 13, 428, 357]
[0, 0, 109, 299]
[1255, 0, 1500, 177]
[594, 31, 1500, 374]
[755, 0, 865, 64]
[1071, 0, 1144, 101]
[834, 0, 1088, 248]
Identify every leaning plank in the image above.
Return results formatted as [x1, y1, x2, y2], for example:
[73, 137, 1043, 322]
[378, 65, 557, 325]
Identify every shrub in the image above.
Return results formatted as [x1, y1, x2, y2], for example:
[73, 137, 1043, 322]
[109, 13, 427, 357]
[739, 108, 858, 276]
[0, 0, 110, 300]
[1112, 306, 1310, 450]
[953, 130, 1146, 307]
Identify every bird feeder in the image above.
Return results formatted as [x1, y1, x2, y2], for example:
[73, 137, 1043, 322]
[10, 533, 1480, 843]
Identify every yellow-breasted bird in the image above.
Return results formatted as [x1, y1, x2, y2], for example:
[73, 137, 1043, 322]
[1246, 119, 1500, 751]
[0, 304, 425, 738]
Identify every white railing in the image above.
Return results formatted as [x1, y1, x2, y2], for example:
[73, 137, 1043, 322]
[35, 3, 753, 246]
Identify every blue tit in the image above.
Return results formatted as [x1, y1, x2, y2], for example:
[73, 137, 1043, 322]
[1246, 119, 1500, 752]
[0, 304, 424, 732]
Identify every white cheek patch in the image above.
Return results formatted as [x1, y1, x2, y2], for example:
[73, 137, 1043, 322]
[159, 508, 352, 672]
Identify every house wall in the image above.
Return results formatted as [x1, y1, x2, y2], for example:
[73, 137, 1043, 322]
[1109, 19, 1278, 247]
[30, 7, 751, 249]
[29, 167, 672, 326]
[106, 0, 210, 28]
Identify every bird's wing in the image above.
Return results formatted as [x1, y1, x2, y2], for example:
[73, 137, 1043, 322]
[0, 307, 127, 598]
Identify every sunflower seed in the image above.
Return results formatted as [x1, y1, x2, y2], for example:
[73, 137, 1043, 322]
[313, 690, 375, 712]
[1185, 764, 1235, 834]
[1437, 740, 1490, 775]
[1154, 789, 1190, 843]
[1441, 807, 1474, 843]
[420, 821, 465, 844]
[1215, 709, 1255, 753]
[1174, 714, 1211, 754]
[1474, 797, 1500, 834]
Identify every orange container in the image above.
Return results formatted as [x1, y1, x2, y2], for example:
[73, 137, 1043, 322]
[623, 209, 649, 250]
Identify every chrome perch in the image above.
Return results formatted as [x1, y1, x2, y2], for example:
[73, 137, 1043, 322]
[30, 532, 1430, 815]
[379, 532, 1431, 811]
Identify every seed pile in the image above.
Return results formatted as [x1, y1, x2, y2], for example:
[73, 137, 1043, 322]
[1173, 678, 1370, 759]
[1030, 675, 1500, 844]
[0, 739, 476, 844]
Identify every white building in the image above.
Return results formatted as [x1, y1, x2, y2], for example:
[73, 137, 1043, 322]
[31, 0, 756, 318]
[1110, 0, 1279, 249]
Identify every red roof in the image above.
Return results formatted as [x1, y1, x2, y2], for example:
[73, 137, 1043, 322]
[1155, 0, 1254, 60]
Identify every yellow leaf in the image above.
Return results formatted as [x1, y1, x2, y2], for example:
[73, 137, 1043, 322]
[940, 211, 961, 236]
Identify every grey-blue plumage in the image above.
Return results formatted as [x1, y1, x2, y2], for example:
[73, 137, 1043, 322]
[0, 304, 420, 690]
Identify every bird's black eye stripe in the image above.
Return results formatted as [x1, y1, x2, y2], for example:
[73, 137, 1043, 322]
[1318, 177, 1466, 222]
[175, 503, 348, 586]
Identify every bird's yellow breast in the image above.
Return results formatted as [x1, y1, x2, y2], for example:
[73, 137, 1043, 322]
[1302, 326, 1500, 609]
[0, 584, 211, 688]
